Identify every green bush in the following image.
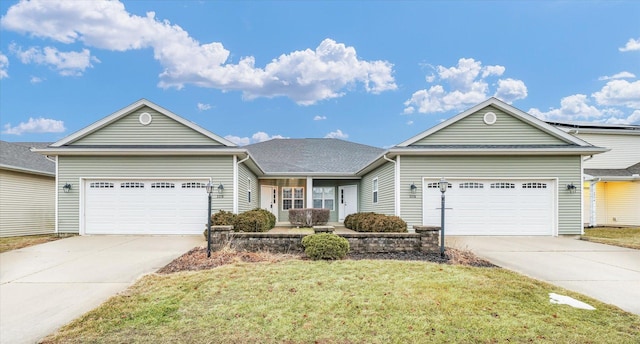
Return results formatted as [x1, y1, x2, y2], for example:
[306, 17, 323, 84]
[211, 210, 237, 226]
[343, 212, 407, 232]
[301, 233, 350, 260]
[251, 208, 276, 229]
[234, 209, 272, 232]
[288, 208, 330, 227]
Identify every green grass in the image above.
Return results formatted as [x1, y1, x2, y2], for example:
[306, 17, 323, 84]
[582, 227, 640, 249]
[0, 234, 67, 253]
[44, 260, 639, 343]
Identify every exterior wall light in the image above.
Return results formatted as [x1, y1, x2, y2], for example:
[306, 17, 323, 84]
[566, 183, 577, 193]
[217, 183, 224, 198]
[410, 183, 417, 194]
[62, 183, 72, 193]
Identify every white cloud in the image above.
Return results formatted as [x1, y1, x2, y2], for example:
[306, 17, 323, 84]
[592, 79, 640, 108]
[404, 58, 527, 114]
[406, 120, 414, 125]
[197, 103, 211, 111]
[604, 110, 640, 125]
[313, 115, 327, 121]
[324, 129, 348, 139]
[224, 131, 286, 146]
[598, 71, 636, 81]
[1, 0, 396, 104]
[0, 52, 8, 79]
[10, 44, 99, 76]
[30, 76, 44, 83]
[528, 94, 604, 122]
[2, 117, 66, 135]
[619, 38, 640, 52]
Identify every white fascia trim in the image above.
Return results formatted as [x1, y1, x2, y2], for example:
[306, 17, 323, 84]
[32, 148, 247, 156]
[51, 99, 237, 147]
[397, 97, 595, 147]
[257, 176, 361, 180]
[388, 147, 609, 156]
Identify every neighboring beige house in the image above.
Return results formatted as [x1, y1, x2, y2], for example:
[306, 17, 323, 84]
[0, 141, 55, 237]
[36, 98, 606, 236]
[551, 122, 640, 227]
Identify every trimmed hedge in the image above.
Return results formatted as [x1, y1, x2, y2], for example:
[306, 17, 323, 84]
[205, 208, 276, 233]
[289, 208, 330, 227]
[211, 210, 237, 226]
[343, 212, 407, 233]
[301, 233, 350, 260]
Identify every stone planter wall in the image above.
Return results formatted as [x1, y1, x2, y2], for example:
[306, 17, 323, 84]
[208, 225, 440, 254]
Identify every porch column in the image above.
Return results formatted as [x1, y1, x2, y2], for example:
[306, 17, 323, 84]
[306, 177, 313, 208]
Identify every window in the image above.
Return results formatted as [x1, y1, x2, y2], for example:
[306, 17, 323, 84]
[313, 187, 335, 210]
[490, 182, 515, 189]
[522, 182, 547, 189]
[121, 182, 144, 188]
[151, 182, 175, 188]
[459, 182, 483, 189]
[372, 178, 378, 204]
[90, 182, 113, 188]
[247, 179, 252, 203]
[283, 187, 304, 210]
[426, 182, 452, 189]
[182, 182, 206, 188]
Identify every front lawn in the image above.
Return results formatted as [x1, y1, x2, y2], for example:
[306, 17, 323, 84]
[0, 234, 67, 253]
[582, 227, 640, 249]
[44, 257, 639, 343]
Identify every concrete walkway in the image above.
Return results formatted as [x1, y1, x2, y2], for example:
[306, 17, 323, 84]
[449, 236, 640, 315]
[0, 235, 202, 344]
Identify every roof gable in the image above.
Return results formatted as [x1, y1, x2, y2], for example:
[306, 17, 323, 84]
[52, 99, 236, 147]
[398, 98, 592, 147]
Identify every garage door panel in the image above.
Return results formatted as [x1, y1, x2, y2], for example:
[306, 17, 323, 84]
[424, 179, 554, 236]
[85, 179, 209, 235]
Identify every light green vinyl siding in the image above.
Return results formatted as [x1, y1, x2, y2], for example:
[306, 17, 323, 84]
[360, 161, 395, 215]
[412, 106, 567, 145]
[57, 155, 234, 234]
[71, 107, 222, 146]
[399, 155, 582, 235]
[238, 164, 258, 213]
[0, 170, 55, 237]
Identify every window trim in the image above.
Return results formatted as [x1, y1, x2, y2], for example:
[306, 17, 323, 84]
[282, 187, 304, 211]
[372, 177, 379, 204]
[312, 187, 335, 211]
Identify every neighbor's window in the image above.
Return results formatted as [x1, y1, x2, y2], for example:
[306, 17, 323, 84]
[247, 179, 252, 203]
[283, 187, 304, 210]
[313, 187, 335, 210]
[372, 178, 379, 204]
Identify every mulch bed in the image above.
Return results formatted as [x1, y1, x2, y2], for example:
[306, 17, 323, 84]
[158, 247, 495, 274]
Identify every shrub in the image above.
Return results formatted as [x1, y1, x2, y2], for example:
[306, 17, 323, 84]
[234, 209, 272, 232]
[211, 210, 237, 226]
[289, 208, 330, 227]
[301, 233, 349, 260]
[250, 208, 276, 229]
[343, 212, 407, 232]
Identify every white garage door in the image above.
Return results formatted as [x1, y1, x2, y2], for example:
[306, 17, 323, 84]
[84, 179, 209, 235]
[423, 179, 555, 235]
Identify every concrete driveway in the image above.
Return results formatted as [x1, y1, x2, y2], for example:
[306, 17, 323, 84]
[0, 235, 202, 344]
[449, 236, 640, 315]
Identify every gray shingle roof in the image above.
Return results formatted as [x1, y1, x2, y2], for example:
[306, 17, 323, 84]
[0, 141, 55, 175]
[246, 138, 383, 174]
[585, 162, 640, 178]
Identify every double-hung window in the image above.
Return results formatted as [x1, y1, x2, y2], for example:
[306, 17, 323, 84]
[372, 178, 379, 204]
[283, 187, 304, 210]
[312, 187, 335, 210]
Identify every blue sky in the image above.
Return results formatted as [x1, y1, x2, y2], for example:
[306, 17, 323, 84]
[0, 1, 638, 147]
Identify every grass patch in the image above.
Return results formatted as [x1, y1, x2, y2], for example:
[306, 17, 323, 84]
[44, 259, 639, 343]
[582, 227, 640, 249]
[0, 234, 68, 253]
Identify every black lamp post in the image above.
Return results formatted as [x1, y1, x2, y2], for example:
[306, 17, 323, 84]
[438, 177, 448, 258]
[206, 182, 213, 258]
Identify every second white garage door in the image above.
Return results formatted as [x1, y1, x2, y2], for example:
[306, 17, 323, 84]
[423, 179, 555, 235]
[84, 179, 209, 235]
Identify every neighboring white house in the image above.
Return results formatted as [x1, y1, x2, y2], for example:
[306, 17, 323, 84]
[36, 98, 606, 237]
[551, 122, 640, 227]
[0, 141, 55, 237]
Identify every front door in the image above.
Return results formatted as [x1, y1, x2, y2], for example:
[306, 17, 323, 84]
[338, 185, 358, 222]
[260, 185, 278, 221]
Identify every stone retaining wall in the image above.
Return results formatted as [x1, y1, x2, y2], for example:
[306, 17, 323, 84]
[209, 225, 440, 254]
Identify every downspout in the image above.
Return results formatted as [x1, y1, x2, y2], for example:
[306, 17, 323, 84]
[383, 154, 399, 216]
[234, 155, 251, 214]
[589, 178, 600, 228]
